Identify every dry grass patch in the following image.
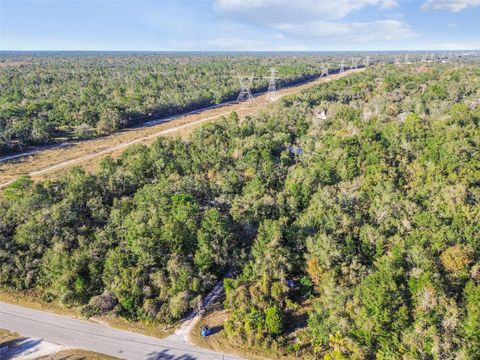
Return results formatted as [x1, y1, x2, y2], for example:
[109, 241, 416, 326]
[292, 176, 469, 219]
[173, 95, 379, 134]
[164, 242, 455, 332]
[0, 328, 23, 346]
[36, 349, 119, 360]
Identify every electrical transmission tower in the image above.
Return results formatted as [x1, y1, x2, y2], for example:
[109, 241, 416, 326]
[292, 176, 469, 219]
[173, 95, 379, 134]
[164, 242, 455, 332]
[351, 58, 358, 69]
[363, 56, 371, 67]
[264, 68, 279, 103]
[236, 75, 254, 102]
[320, 63, 329, 77]
[339, 59, 345, 73]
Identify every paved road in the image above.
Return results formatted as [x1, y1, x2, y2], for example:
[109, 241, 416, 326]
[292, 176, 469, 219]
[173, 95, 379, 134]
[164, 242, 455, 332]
[0, 302, 239, 360]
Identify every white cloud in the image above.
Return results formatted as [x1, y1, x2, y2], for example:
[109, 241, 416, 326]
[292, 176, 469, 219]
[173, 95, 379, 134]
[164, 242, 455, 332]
[213, 0, 413, 45]
[422, 0, 480, 12]
[274, 20, 415, 42]
[215, 0, 398, 23]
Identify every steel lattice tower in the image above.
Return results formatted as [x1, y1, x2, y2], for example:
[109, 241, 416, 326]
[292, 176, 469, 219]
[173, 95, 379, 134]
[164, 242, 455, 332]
[351, 58, 358, 69]
[320, 63, 330, 77]
[363, 56, 371, 67]
[264, 68, 279, 103]
[236, 75, 254, 102]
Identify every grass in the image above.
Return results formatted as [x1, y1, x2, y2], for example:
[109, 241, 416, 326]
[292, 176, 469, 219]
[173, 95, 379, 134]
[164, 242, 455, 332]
[0, 328, 23, 346]
[0, 290, 173, 339]
[0, 69, 364, 188]
[36, 349, 119, 359]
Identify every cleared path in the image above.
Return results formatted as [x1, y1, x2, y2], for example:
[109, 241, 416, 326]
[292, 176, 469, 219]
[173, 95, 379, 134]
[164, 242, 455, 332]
[0, 107, 247, 189]
[0, 302, 239, 360]
[0, 69, 363, 189]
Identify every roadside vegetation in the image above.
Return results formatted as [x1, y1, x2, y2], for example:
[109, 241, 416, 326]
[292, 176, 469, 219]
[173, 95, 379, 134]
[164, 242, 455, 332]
[1, 63, 479, 358]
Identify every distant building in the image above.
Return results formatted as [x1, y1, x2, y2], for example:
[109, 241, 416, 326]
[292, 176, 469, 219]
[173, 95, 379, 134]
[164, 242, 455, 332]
[314, 109, 327, 120]
[466, 99, 480, 110]
[288, 146, 304, 156]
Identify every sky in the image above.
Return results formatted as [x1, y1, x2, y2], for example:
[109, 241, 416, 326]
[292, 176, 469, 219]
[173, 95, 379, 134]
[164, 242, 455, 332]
[1, 0, 479, 51]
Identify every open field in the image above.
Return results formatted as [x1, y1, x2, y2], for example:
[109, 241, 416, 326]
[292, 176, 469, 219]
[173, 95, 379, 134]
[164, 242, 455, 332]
[0, 68, 363, 188]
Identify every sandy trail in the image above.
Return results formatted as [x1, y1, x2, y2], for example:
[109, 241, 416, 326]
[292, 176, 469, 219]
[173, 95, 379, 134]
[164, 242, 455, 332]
[0, 69, 363, 188]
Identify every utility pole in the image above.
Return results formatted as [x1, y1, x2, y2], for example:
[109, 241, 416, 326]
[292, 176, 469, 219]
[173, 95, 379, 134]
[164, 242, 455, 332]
[264, 68, 279, 103]
[236, 75, 254, 102]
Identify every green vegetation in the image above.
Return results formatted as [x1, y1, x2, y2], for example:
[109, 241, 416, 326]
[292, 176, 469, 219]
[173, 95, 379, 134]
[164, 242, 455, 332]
[0, 52, 337, 154]
[1, 63, 480, 358]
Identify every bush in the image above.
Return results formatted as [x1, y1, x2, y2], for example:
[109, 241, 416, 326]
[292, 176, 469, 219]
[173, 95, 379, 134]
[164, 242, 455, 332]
[265, 305, 283, 336]
[169, 291, 190, 319]
[81, 304, 101, 318]
[89, 290, 118, 313]
[74, 123, 95, 138]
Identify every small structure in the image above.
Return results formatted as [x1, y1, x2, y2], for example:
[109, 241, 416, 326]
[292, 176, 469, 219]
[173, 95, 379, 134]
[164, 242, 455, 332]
[286, 280, 297, 288]
[466, 99, 480, 110]
[288, 146, 304, 157]
[200, 325, 211, 337]
[315, 109, 327, 120]
[397, 112, 407, 122]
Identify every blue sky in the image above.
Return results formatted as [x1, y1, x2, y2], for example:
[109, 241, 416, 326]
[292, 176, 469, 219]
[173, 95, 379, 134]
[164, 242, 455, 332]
[1, 0, 479, 51]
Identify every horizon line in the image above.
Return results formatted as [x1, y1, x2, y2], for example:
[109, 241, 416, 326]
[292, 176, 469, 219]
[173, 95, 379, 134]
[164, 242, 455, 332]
[2, 49, 479, 53]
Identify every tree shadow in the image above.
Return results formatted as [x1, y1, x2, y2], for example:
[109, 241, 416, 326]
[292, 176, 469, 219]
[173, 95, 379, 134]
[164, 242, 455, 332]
[284, 311, 309, 335]
[1, 337, 43, 359]
[207, 325, 223, 336]
[147, 349, 197, 360]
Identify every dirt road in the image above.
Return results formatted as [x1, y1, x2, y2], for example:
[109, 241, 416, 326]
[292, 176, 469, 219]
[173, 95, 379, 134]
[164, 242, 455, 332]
[0, 68, 363, 188]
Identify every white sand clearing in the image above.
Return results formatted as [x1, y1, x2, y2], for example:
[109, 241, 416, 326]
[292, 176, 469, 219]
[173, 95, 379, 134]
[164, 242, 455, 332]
[6, 337, 66, 359]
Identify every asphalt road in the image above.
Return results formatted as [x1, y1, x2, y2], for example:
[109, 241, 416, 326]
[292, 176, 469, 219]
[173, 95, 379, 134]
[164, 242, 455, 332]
[0, 302, 239, 360]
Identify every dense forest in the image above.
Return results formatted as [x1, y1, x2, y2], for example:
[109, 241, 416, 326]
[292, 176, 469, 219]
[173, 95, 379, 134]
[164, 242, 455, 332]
[1, 63, 479, 358]
[0, 52, 347, 154]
